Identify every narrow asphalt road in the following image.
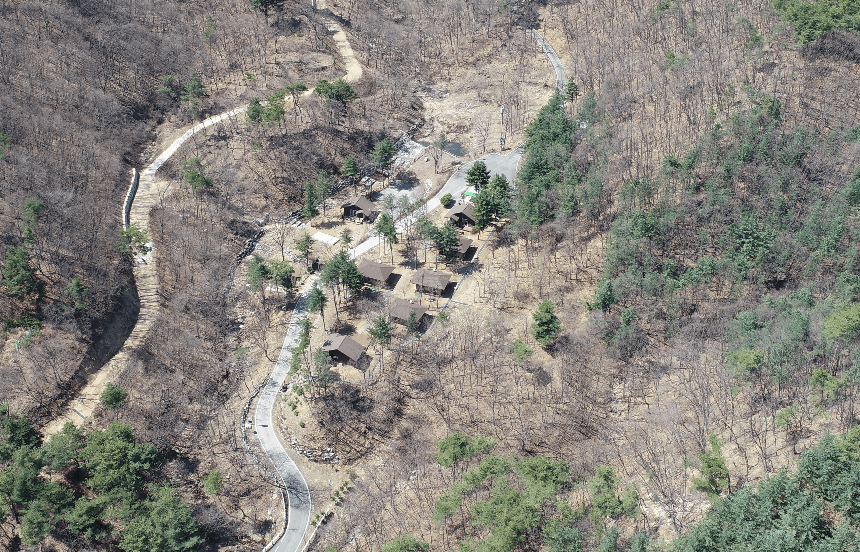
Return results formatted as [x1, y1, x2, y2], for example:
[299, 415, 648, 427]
[347, 147, 523, 260]
[255, 276, 318, 552]
[257, 2, 364, 550]
[529, 29, 566, 93]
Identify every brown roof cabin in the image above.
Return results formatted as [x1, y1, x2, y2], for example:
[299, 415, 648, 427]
[388, 298, 428, 325]
[357, 260, 395, 287]
[446, 202, 475, 228]
[341, 195, 380, 221]
[457, 236, 473, 260]
[322, 333, 366, 364]
[410, 268, 452, 295]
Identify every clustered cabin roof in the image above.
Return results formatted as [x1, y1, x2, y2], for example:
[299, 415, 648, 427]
[458, 236, 473, 256]
[446, 202, 475, 225]
[410, 268, 452, 292]
[357, 260, 395, 283]
[342, 195, 379, 217]
[388, 298, 428, 323]
[322, 333, 366, 362]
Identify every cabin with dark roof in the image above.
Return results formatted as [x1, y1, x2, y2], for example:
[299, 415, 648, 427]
[410, 268, 452, 295]
[446, 202, 475, 228]
[357, 260, 395, 287]
[322, 333, 366, 364]
[457, 236, 473, 260]
[388, 298, 428, 325]
[341, 196, 380, 222]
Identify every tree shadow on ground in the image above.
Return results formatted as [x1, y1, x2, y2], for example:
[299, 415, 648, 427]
[316, 218, 345, 230]
[331, 321, 356, 335]
[352, 353, 372, 374]
[359, 286, 385, 303]
[446, 142, 466, 156]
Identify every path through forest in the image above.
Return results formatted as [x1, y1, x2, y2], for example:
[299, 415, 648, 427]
[42, 0, 364, 440]
[529, 29, 567, 93]
[42, 107, 244, 437]
[39, 10, 565, 552]
[254, 5, 363, 550]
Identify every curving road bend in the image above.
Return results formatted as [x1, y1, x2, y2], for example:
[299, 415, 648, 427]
[255, 5, 363, 552]
[529, 29, 567, 94]
[255, 277, 318, 552]
[41, 7, 566, 552]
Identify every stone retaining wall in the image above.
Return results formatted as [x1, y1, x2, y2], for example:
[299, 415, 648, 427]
[123, 168, 140, 230]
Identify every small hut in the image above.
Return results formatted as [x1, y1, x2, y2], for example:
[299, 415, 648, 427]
[341, 196, 380, 222]
[410, 268, 452, 296]
[322, 333, 366, 364]
[357, 260, 395, 287]
[446, 202, 475, 228]
[457, 236, 473, 261]
[388, 298, 428, 326]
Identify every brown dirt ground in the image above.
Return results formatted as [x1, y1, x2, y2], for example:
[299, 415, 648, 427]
[244, 5, 860, 548]
[415, 33, 557, 155]
[259, 221, 600, 545]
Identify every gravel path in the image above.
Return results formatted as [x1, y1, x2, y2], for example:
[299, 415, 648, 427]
[42, 106, 248, 437]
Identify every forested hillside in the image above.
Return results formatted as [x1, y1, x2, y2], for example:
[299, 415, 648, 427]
[0, 0, 323, 421]
[0, 0, 382, 549]
[312, 0, 860, 551]
[2, 0, 860, 550]
[0, 407, 204, 551]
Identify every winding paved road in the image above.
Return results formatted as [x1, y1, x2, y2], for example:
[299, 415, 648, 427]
[41, 7, 567, 552]
[530, 29, 567, 93]
[255, 4, 363, 551]
[254, 24, 566, 552]
[43, 6, 363, 552]
[255, 277, 317, 552]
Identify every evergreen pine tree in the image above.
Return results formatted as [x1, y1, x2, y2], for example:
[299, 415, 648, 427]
[295, 232, 314, 268]
[302, 179, 317, 219]
[532, 300, 562, 346]
[466, 160, 491, 191]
